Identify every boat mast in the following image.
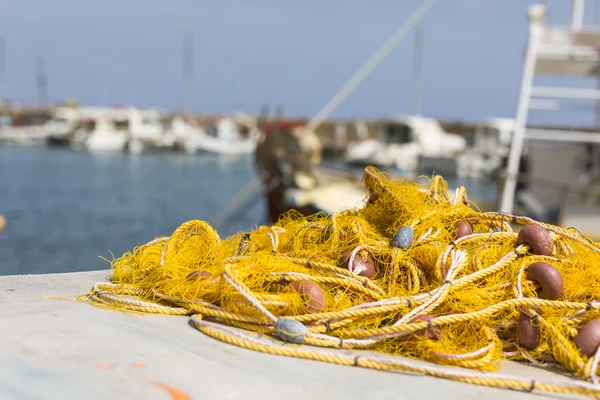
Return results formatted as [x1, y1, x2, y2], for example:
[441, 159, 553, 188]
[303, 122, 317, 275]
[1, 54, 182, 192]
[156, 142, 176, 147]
[411, 25, 424, 116]
[35, 55, 48, 108]
[182, 31, 194, 114]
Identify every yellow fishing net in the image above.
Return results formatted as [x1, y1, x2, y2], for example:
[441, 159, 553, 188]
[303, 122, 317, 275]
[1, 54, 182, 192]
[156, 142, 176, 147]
[84, 166, 600, 398]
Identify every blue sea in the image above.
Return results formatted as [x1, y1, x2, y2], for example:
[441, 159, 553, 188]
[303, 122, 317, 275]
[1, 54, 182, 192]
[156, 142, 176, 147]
[0, 145, 264, 275]
[0, 145, 497, 275]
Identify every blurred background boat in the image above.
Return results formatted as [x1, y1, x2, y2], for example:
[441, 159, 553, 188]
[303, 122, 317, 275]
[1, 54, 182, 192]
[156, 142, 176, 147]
[169, 112, 260, 156]
[345, 114, 466, 178]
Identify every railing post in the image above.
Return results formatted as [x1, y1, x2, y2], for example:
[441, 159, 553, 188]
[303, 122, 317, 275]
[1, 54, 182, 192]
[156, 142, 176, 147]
[500, 4, 546, 214]
[572, 0, 585, 31]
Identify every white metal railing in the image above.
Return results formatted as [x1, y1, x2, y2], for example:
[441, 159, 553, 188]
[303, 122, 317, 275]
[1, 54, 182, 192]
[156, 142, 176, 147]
[529, 99, 600, 110]
[532, 86, 600, 100]
[526, 128, 600, 143]
[499, 4, 545, 213]
[572, 0, 585, 30]
[543, 0, 600, 31]
[528, 99, 562, 110]
[499, 0, 600, 213]
[537, 45, 600, 58]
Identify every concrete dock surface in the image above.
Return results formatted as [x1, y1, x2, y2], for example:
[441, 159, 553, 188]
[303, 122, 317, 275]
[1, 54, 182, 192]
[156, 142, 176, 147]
[0, 270, 593, 400]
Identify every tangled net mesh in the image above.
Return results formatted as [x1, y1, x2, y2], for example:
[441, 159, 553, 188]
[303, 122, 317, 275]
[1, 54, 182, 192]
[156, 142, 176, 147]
[84, 166, 600, 398]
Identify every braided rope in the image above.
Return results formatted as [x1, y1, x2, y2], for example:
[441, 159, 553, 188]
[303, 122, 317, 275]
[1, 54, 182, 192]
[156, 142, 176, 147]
[79, 167, 600, 398]
[190, 315, 600, 399]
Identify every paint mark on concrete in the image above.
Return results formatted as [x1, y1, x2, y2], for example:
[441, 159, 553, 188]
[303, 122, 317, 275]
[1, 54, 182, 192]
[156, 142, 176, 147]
[96, 363, 112, 370]
[146, 379, 191, 400]
[133, 363, 146, 369]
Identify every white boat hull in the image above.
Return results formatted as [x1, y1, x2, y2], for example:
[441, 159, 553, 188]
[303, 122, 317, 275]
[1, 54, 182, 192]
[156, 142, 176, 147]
[346, 140, 420, 173]
[185, 134, 257, 156]
[85, 131, 128, 153]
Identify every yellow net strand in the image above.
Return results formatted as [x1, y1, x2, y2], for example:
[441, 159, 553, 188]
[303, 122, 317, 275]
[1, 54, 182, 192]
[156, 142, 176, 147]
[78, 166, 600, 398]
[191, 315, 600, 399]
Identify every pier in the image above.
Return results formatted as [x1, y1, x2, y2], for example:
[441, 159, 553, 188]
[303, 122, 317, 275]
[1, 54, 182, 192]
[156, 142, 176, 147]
[0, 270, 590, 400]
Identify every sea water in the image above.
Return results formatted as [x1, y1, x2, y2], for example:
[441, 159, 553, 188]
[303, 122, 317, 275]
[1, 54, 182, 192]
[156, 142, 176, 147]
[0, 146, 264, 275]
[0, 145, 497, 276]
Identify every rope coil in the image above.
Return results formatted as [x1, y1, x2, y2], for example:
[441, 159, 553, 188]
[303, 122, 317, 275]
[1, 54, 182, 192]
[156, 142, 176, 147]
[84, 166, 600, 398]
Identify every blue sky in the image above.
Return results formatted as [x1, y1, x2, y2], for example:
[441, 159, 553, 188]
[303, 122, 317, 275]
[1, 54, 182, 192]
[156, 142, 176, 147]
[1, 0, 599, 125]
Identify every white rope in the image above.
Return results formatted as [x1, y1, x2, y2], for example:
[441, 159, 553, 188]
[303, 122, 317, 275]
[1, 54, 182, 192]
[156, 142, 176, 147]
[515, 262, 528, 299]
[191, 315, 600, 394]
[271, 271, 367, 291]
[396, 249, 466, 325]
[154, 292, 223, 310]
[338, 243, 528, 323]
[143, 236, 168, 247]
[451, 188, 460, 206]
[416, 228, 433, 244]
[563, 309, 588, 322]
[431, 343, 494, 360]
[306, 331, 376, 347]
[94, 291, 187, 313]
[451, 245, 525, 288]
[160, 247, 166, 266]
[222, 272, 279, 323]
[344, 296, 409, 313]
[439, 245, 453, 280]
[271, 226, 287, 235]
[589, 345, 600, 385]
[268, 232, 277, 252]
[563, 242, 575, 257]
[138, 236, 169, 265]
[192, 315, 366, 353]
[348, 245, 377, 276]
[93, 282, 142, 295]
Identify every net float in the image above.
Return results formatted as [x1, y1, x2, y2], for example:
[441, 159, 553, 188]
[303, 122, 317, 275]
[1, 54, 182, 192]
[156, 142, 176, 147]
[517, 310, 541, 350]
[574, 319, 600, 357]
[289, 279, 326, 314]
[408, 314, 437, 340]
[517, 225, 554, 256]
[393, 226, 414, 249]
[525, 262, 563, 300]
[455, 221, 474, 240]
[274, 317, 308, 344]
[186, 270, 211, 281]
[341, 249, 375, 279]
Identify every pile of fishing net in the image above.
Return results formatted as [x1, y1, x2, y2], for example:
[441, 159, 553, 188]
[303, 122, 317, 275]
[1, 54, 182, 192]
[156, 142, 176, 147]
[85, 166, 600, 398]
